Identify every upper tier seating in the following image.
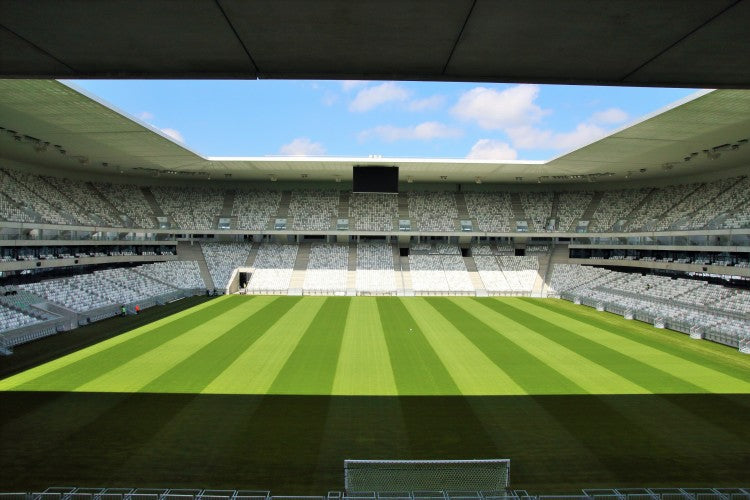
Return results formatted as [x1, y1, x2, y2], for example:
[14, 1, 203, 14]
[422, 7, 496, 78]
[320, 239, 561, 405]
[519, 192, 553, 232]
[464, 192, 514, 232]
[408, 192, 458, 232]
[233, 190, 281, 231]
[91, 182, 157, 228]
[349, 193, 397, 231]
[289, 190, 339, 231]
[2, 168, 748, 233]
[152, 186, 224, 230]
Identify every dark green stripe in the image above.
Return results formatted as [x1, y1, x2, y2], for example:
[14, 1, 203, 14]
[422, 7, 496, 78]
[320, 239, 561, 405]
[376, 297, 460, 395]
[427, 297, 585, 394]
[15, 296, 248, 391]
[520, 297, 750, 381]
[484, 298, 705, 393]
[141, 296, 302, 393]
[269, 297, 351, 394]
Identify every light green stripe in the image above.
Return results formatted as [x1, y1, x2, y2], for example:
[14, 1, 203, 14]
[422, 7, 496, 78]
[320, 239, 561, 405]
[76, 296, 274, 393]
[456, 298, 648, 394]
[402, 298, 526, 395]
[332, 297, 398, 395]
[0, 296, 230, 390]
[508, 298, 750, 393]
[202, 297, 326, 394]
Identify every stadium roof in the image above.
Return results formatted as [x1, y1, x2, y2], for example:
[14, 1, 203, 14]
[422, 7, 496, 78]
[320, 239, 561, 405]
[1, 0, 749, 88]
[0, 80, 749, 184]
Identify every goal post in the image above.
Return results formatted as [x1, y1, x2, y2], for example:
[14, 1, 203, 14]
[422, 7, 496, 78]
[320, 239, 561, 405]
[344, 459, 510, 494]
[739, 332, 750, 354]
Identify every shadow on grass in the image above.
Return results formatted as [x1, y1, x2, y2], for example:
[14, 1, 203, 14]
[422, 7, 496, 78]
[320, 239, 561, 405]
[1, 392, 749, 494]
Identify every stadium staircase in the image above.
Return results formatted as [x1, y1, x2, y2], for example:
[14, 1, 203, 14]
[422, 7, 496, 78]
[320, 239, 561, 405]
[276, 191, 291, 217]
[544, 243, 570, 296]
[463, 255, 487, 296]
[397, 192, 409, 221]
[347, 243, 357, 293]
[398, 252, 413, 293]
[219, 190, 236, 229]
[509, 192, 531, 227]
[454, 193, 474, 229]
[177, 241, 214, 290]
[549, 192, 559, 229]
[532, 251, 552, 297]
[244, 245, 259, 267]
[622, 188, 657, 230]
[289, 242, 311, 293]
[579, 191, 604, 229]
[140, 186, 165, 228]
[89, 181, 129, 225]
[338, 191, 350, 221]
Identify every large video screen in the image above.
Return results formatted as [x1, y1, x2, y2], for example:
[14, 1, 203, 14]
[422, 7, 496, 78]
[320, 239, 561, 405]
[352, 166, 399, 193]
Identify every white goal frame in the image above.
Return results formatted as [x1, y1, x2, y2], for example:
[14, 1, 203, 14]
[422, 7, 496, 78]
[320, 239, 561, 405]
[344, 459, 510, 494]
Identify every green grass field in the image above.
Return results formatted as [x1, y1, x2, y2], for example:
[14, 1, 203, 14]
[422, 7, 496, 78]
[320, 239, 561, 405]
[1, 296, 749, 493]
[2, 296, 749, 395]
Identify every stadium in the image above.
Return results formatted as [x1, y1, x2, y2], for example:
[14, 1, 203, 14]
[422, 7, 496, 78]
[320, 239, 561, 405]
[1, 2, 749, 500]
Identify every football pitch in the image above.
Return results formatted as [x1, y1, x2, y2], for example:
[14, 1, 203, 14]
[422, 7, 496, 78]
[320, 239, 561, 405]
[1, 296, 749, 493]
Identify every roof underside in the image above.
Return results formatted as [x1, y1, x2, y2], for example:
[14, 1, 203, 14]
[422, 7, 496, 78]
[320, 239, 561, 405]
[0, 80, 748, 184]
[1, 0, 750, 88]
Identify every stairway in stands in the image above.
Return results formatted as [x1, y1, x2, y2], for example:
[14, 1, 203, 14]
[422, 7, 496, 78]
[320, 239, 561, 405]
[454, 192, 472, 230]
[463, 254, 487, 296]
[509, 192, 530, 228]
[543, 244, 571, 296]
[347, 243, 358, 292]
[578, 191, 604, 230]
[141, 186, 164, 217]
[244, 245, 259, 267]
[289, 242, 311, 292]
[219, 190, 236, 229]
[177, 241, 214, 290]
[397, 250, 413, 293]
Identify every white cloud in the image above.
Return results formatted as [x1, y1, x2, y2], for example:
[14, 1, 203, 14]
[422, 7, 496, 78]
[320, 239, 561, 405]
[322, 92, 338, 106]
[160, 128, 184, 143]
[590, 107, 628, 124]
[341, 80, 367, 92]
[349, 82, 411, 112]
[451, 85, 547, 130]
[408, 95, 445, 112]
[138, 111, 154, 121]
[466, 139, 518, 160]
[507, 123, 606, 150]
[279, 137, 326, 156]
[359, 121, 463, 142]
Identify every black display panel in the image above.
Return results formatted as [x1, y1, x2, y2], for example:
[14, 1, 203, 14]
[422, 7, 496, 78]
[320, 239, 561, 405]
[352, 166, 399, 193]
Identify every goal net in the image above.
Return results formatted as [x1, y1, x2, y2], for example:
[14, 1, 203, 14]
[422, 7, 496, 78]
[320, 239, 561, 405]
[344, 459, 510, 493]
[739, 332, 750, 354]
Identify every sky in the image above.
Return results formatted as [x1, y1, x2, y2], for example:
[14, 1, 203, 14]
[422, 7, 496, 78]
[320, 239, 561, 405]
[68, 79, 699, 161]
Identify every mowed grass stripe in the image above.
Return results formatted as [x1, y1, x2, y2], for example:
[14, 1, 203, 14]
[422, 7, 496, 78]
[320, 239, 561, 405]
[376, 297, 460, 395]
[77, 296, 270, 393]
[404, 298, 525, 395]
[0, 296, 222, 388]
[202, 297, 323, 395]
[269, 297, 351, 394]
[521, 298, 750, 381]
[428, 297, 585, 394]
[485, 299, 705, 393]
[134, 296, 286, 394]
[508, 298, 750, 393]
[2, 296, 244, 392]
[460, 298, 647, 394]
[333, 298, 398, 395]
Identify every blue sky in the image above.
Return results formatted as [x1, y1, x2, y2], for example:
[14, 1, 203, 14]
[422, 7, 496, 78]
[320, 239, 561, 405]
[68, 80, 698, 160]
